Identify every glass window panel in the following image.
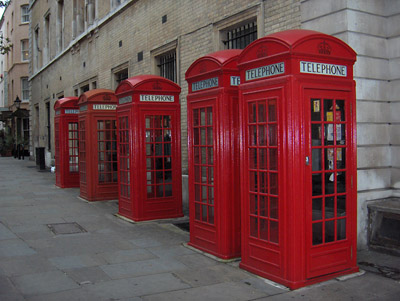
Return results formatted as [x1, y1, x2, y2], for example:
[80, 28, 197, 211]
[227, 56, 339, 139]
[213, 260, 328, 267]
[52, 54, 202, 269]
[145, 130, 152, 142]
[312, 198, 323, 221]
[146, 158, 152, 170]
[200, 109, 206, 126]
[336, 99, 345, 121]
[337, 172, 346, 193]
[250, 217, 258, 238]
[325, 220, 335, 243]
[259, 148, 267, 170]
[337, 124, 345, 143]
[201, 167, 207, 183]
[268, 125, 277, 146]
[324, 99, 334, 121]
[165, 184, 172, 197]
[270, 197, 278, 219]
[194, 147, 200, 164]
[195, 184, 201, 202]
[194, 128, 199, 145]
[270, 173, 278, 195]
[207, 147, 213, 165]
[337, 195, 346, 216]
[258, 125, 266, 146]
[249, 171, 258, 193]
[260, 172, 268, 194]
[260, 195, 268, 217]
[325, 173, 335, 195]
[163, 115, 171, 128]
[258, 102, 266, 123]
[249, 103, 257, 123]
[208, 206, 214, 224]
[249, 125, 257, 146]
[145, 117, 152, 128]
[195, 203, 201, 220]
[194, 165, 200, 183]
[202, 204, 208, 221]
[337, 148, 346, 169]
[260, 218, 268, 241]
[207, 128, 213, 145]
[146, 144, 153, 156]
[193, 109, 199, 126]
[268, 100, 277, 122]
[208, 168, 214, 185]
[155, 185, 163, 198]
[312, 174, 322, 195]
[201, 186, 207, 203]
[311, 99, 321, 121]
[249, 148, 257, 169]
[200, 128, 206, 145]
[207, 107, 213, 125]
[201, 147, 206, 164]
[208, 186, 214, 205]
[325, 196, 335, 219]
[98, 131, 104, 141]
[312, 222, 323, 245]
[337, 218, 346, 240]
[269, 148, 278, 171]
[250, 194, 258, 215]
[156, 171, 163, 182]
[270, 221, 279, 243]
[312, 148, 322, 171]
[311, 124, 321, 142]
[325, 124, 334, 145]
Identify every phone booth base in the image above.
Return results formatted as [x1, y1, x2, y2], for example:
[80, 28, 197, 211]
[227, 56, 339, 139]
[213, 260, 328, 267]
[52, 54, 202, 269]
[78, 89, 118, 202]
[185, 50, 242, 259]
[115, 75, 183, 222]
[238, 29, 358, 289]
[54, 97, 80, 188]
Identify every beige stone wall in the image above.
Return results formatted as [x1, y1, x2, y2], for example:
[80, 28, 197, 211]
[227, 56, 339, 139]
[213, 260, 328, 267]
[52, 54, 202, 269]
[30, 0, 302, 169]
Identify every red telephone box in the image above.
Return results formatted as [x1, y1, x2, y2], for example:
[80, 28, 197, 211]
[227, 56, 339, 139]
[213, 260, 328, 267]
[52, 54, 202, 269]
[115, 75, 183, 221]
[78, 89, 118, 201]
[54, 97, 80, 188]
[238, 29, 358, 289]
[185, 50, 242, 259]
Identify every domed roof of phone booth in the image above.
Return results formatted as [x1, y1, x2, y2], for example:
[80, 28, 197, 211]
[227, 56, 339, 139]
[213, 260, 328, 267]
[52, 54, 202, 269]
[54, 97, 79, 110]
[185, 49, 242, 80]
[115, 75, 181, 96]
[78, 89, 118, 105]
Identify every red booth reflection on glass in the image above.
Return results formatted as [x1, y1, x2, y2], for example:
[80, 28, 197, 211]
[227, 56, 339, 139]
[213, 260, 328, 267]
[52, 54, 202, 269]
[78, 89, 118, 201]
[185, 50, 242, 259]
[115, 75, 183, 221]
[238, 29, 358, 289]
[54, 97, 80, 188]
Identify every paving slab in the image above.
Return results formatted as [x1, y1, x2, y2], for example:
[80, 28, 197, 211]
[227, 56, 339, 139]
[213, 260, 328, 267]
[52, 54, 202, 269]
[0, 254, 57, 277]
[64, 266, 112, 285]
[98, 248, 158, 264]
[0, 223, 17, 240]
[0, 239, 36, 258]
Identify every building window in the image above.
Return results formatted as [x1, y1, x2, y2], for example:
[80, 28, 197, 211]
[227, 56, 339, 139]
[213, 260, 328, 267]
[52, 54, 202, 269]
[44, 13, 50, 64]
[156, 50, 176, 82]
[23, 118, 29, 144]
[80, 84, 89, 94]
[46, 102, 51, 150]
[33, 27, 40, 71]
[21, 78, 29, 101]
[111, 0, 122, 10]
[57, 0, 64, 53]
[21, 5, 29, 23]
[21, 40, 29, 61]
[86, 0, 96, 26]
[73, 0, 85, 37]
[223, 20, 257, 49]
[114, 68, 128, 88]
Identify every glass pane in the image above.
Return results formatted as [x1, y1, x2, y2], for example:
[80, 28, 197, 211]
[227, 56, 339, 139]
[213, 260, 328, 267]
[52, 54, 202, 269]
[311, 99, 321, 121]
[269, 148, 278, 171]
[260, 218, 268, 241]
[249, 148, 257, 169]
[207, 107, 213, 125]
[259, 148, 267, 170]
[193, 109, 199, 126]
[200, 109, 206, 126]
[194, 184, 201, 202]
[260, 172, 268, 194]
[200, 128, 206, 145]
[325, 196, 335, 219]
[163, 115, 171, 128]
[207, 127, 213, 145]
[325, 220, 335, 243]
[207, 147, 213, 165]
[147, 158, 152, 170]
[270, 221, 279, 243]
[201, 186, 207, 202]
[325, 173, 335, 195]
[338, 124, 345, 143]
[250, 217, 258, 238]
[194, 166, 200, 183]
[208, 206, 214, 224]
[156, 185, 164, 198]
[250, 194, 258, 215]
[336, 99, 345, 121]
[268, 125, 277, 146]
[249, 126, 257, 146]
[165, 184, 172, 197]
[312, 198, 323, 221]
[337, 172, 346, 193]
[249, 103, 256, 123]
[312, 148, 322, 171]
[194, 147, 200, 164]
[324, 99, 334, 122]
[337, 195, 346, 216]
[258, 102, 266, 123]
[208, 186, 214, 205]
[208, 167, 214, 185]
[193, 128, 199, 145]
[202, 204, 207, 221]
[312, 222, 323, 245]
[260, 195, 268, 217]
[156, 171, 163, 182]
[258, 125, 266, 146]
[201, 147, 206, 164]
[311, 124, 321, 142]
[325, 124, 334, 145]
[270, 173, 278, 195]
[270, 197, 278, 219]
[146, 144, 152, 156]
[201, 167, 207, 183]
[337, 148, 346, 169]
[165, 171, 172, 183]
[195, 203, 201, 220]
[268, 100, 277, 122]
[337, 218, 346, 240]
[249, 171, 258, 193]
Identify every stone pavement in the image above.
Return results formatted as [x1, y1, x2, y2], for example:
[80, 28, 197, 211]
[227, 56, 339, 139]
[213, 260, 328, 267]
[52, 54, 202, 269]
[0, 157, 399, 300]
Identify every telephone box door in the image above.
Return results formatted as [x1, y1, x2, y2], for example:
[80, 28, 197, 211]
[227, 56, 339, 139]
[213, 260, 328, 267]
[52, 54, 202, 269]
[305, 89, 355, 279]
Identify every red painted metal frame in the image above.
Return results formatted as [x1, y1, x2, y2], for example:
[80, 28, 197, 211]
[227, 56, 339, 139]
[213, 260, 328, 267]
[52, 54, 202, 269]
[78, 89, 118, 201]
[54, 97, 80, 188]
[115, 75, 183, 221]
[185, 50, 242, 259]
[237, 29, 358, 289]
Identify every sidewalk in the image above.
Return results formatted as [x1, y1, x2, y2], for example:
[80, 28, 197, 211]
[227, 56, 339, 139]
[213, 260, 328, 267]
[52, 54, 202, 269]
[0, 157, 399, 300]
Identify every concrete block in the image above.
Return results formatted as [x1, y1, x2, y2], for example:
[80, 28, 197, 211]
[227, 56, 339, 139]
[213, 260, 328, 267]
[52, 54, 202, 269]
[390, 124, 400, 145]
[347, 10, 387, 37]
[356, 101, 390, 123]
[354, 56, 389, 81]
[388, 57, 400, 82]
[357, 124, 390, 145]
[387, 14, 400, 37]
[357, 168, 391, 191]
[357, 146, 391, 169]
[389, 101, 400, 123]
[388, 37, 400, 59]
[391, 146, 400, 167]
[347, 32, 387, 58]
[12, 271, 79, 296]
[355, 78, 388, 101]
[301, 0, 347, 22]
[388, 80, 400, 102]
[391, 167, 400, 188]
[301, 10, 348, 35]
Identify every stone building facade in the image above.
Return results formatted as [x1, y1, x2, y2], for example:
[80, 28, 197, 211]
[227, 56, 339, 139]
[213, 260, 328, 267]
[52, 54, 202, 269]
[29, 0, 399, 250]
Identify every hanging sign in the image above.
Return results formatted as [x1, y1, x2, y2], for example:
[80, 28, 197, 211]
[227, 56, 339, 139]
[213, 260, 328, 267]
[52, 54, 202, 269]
[245, 62, 285, 81]
[300, 61, 347, 77]
[139, 95, 175, 102]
